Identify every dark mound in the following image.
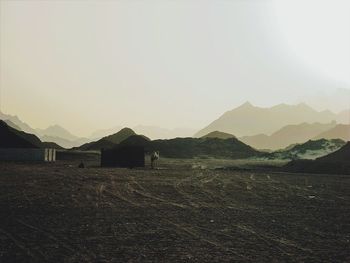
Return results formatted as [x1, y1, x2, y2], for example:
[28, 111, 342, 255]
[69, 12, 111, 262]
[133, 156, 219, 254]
[103, 127, 136, 144]
[317, 141, 350, 163]
[77, 138, 118, 151]
[128, 137, 261, 159]
[76, 128, 137, 151]
[0, 120, 42, 148]
[77, 127, 261, 159]
[201, 131, 236, 139]
[284, 142, 350, 175]
[119, 135, 151, 147]
[268, 139, 345, 160]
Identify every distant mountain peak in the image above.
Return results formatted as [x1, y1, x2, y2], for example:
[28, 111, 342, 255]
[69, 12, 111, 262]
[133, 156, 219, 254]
[202, 131, 236, 139]
[239, 101, 254, 108]
[118, 127, 135, 133]
[296, 102, 314, 111]
[101, 127, 136, 144]
[46, 124, 66, 131]
[76, 127, 139, 151]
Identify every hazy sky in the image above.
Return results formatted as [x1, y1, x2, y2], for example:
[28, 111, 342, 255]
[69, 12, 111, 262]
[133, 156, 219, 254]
[1, 0, 349, 136]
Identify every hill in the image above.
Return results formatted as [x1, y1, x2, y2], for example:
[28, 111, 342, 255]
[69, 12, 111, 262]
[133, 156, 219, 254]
[317, 141, 350, 163]
[201, 131, 235, 139]
[40, 135, 91, 149]
[133, 125, 197, 140]
[336, 109, 350, 124]
[41, 142, 64, 149]
[0, 111, 37, 134]
[119, 135, 152, 147]
[102, 128, 136, 144]
[89, 126, 123, 140]
[0, 120, 42, 148]
[37, 125, 92, 148]
[0, 111, 92, 148]
[267, 139, 345, 160]
[37, 125, 79, 141]
[314, 124, 350, 141]
[3, 119, 22, 131]
[284, 142, 350, 175]
[240, 122, 337, 150]
[76, 128, 137, 151]
[195, 102, 336, 138]
[121, 136, 261, 159]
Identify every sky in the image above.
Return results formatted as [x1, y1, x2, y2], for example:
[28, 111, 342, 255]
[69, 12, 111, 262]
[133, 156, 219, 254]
[0, 0, 349, 136]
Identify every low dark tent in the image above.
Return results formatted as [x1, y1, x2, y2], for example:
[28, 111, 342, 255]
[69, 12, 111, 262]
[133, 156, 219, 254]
[101, 146, 145, 168]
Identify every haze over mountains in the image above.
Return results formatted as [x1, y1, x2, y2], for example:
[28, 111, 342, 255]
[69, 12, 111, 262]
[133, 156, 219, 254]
[0, 111, 194, 148]
[314, 124, 350, 141]
[1, 101, 349, 150]
[195, 102, 348, 138]
[1, 116, 346, 162]
[240, 121, 338, 150]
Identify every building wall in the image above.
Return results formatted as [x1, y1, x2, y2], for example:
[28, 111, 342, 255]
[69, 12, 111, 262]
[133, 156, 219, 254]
[0, 148, 56, 162]
[101, 146, 144, 168]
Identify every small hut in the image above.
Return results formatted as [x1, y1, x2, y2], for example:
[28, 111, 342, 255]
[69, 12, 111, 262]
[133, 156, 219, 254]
[0, 148, 56, 162]
[101, 146, 145, 168]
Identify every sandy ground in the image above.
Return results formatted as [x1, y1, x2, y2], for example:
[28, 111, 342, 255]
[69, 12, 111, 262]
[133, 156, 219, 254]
[0, 159, 349, 262]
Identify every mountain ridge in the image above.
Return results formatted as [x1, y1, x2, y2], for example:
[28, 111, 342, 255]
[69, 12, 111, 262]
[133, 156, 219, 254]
[240, 121, 337, 150]
[195, 102, 338, 138]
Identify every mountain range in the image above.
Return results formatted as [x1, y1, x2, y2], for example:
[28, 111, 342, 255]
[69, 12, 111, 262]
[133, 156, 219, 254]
[0, 111, 196, 148]
[195, 102, 347, 138]
[240, 121, 337, 150]
[1, 118, 346, 163]
[314, 124, 350, 141]
[1, 102, 349, 150]
[1, 111, 92, 148]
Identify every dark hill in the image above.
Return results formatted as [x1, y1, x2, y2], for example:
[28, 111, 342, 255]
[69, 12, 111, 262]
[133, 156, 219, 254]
[317, 142, 350, 163]
[76, 128, 137, 151]
[284, 142, 350, 175]
[78, 128, 261, 159]
[76, 138, 118, 151]
[4, 120, 22, 131]
[0, 120, 42, 148]
[119, 135, 151, 147]
[123, 136, 261, 159]
[103, 128, 136, 144]
[201, 131, 235, 139]
[268, 139, 345, 160]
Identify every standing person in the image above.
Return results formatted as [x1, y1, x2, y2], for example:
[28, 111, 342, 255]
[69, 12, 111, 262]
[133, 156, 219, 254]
[151, 151, 159, 169]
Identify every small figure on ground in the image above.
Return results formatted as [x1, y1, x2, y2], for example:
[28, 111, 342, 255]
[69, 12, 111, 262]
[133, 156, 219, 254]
[151, 151, 160, 169]
[78, 161, 85, 168]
